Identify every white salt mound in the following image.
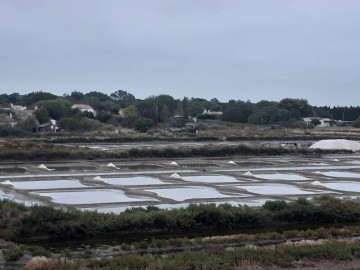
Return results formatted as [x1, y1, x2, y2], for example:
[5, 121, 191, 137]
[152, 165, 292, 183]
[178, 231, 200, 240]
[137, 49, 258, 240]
[170, 161, 180, 167]
[1, 180, 13, 186]
[310, 139, 360, 151]
[311, 180, 322, 186]
[314, 171, 322, 174]
[170, 173, 182, 179]
[243, 171, 253, 176]
[107, 163, 116, 167]
[107, 163, 119, 169]
[333, 159, 339, 162]
[93, 176, 103, 181]
[38, 164, 55, 171]
[228, 161, 237, 165]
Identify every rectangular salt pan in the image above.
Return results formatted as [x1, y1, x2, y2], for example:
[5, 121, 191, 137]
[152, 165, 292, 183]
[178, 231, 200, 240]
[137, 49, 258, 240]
[145, 186, 236, 201]
[181, 175, 239, 183]
[321, 182, 360, 192]
[253, 173, 310, 181]
[241, 184, 315, 195]
[11, 180, 87, 190]
[321, 171, 360, 178]
[101, 176, 166, 186]
[38, 189, 157, 205]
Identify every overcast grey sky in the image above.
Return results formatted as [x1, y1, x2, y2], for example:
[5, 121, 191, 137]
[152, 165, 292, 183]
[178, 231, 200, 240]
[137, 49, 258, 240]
[1, 0, 360, 106]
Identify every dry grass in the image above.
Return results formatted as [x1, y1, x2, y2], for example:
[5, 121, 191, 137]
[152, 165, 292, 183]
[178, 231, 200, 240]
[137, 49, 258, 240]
[23, 256, 73, 270]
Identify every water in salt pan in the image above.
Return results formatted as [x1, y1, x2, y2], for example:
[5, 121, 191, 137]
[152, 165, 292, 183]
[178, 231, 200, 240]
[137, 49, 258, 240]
[241, 184, 315, 195]
[320, 182, 360, 192]
[181, 175, 239, 183]
[321, 171, 360, 178]
[11, 180, 86, 190]
[101, 176, 166, 186]
[146, 186, 235, 201]
[38, 189, 157, 205]
[253, 173, 310, 181]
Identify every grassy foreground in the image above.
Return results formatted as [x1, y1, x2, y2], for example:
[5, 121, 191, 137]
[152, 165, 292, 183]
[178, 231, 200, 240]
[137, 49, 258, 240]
[18, 240, 360, 269]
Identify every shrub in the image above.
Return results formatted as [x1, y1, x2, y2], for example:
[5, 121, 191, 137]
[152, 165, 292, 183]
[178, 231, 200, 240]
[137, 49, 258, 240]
[134, 118, 154, 133]
[3, 245, 24, 261]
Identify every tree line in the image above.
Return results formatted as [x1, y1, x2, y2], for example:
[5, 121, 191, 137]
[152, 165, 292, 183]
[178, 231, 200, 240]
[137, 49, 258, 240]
[1, 90, 360, 133]
[1, 196, 360, 242]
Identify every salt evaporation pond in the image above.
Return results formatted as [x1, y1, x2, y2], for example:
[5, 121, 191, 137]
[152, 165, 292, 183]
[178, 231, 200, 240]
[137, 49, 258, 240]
[320, 171, 360, 178]
[320, 182, 360, 192]
[181, 175, 239, 183]
[38, 189, 157, 205]
[253, 173, 310, 181]
[11, 180, 87, 190]
[241, 184, 315, 195]
[0, 189, 42, 206]
[101, 176, 166, 186]
[146, 186, 237, 201]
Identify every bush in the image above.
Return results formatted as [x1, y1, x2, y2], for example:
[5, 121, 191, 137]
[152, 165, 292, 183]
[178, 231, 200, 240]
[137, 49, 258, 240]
[134, 118, 154, 133]
[31, 246, 52, 257]
[3, 245, 24, 261]
[353, 116, 360, 128]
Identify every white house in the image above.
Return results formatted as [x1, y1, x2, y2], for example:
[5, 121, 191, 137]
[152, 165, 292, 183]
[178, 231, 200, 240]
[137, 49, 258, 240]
[10, 103, 27, 111]
[71, 104, 97, 116]
[303, 117, 333, 127]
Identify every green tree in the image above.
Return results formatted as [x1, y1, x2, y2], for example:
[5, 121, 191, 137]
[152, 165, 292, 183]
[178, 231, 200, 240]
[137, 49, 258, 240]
[59, 117, 101, 132]
[110, 90, 136, 108]
[156, 95, 178, 117]
[248, 106, 289, 124]
[188, 99, 205, 117]
[37, 99, 72, 120]
[135, 118, 154, 132]
[68, 91, 85, 103]
[159, 105, 171, 123]
[34, 108, 50, 124]
[24, 91, 57, 106]
[17, 116, 39, 132]
[279, 98, 313, 118]
[136, 97, 158, 124]
[122, 105, 140, 128]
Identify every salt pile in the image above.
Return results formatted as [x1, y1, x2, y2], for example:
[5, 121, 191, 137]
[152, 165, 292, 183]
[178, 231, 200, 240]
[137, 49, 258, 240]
[107, 163, 119, 169]
[1, 180, 13, 186]
[38, 164, 55, 171]
[228, 161, 237, 165]
[243, 171, 253, 176]
[311, 180, 322, 186]
[170, 161, 180, 167]
[310, 139, 360, 151]
[93, 176, 103, 181]
[170, 173, 182, 179]
[314, 171, 322, 174]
